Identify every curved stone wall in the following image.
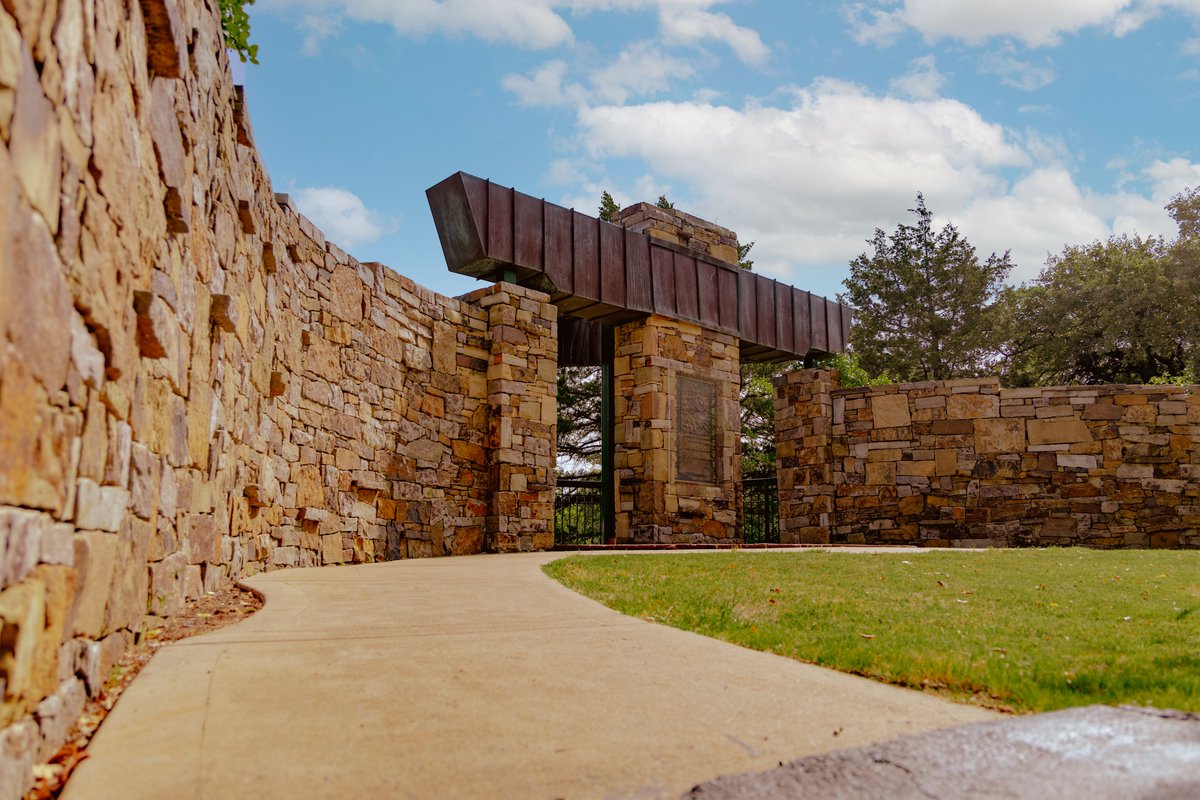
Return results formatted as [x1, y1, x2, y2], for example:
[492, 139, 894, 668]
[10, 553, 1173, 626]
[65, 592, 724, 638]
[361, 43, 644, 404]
[0, 0, 557, 790]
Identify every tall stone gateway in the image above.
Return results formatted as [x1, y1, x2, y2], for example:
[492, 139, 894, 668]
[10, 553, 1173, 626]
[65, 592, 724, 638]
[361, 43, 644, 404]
[428, 173, 853, 544]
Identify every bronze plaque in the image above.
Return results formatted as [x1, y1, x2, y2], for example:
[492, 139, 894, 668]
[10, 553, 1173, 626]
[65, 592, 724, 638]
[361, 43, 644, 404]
[676, 375, 719, 484]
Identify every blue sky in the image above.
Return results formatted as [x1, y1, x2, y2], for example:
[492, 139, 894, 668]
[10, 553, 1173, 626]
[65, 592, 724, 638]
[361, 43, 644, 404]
[242, 0, 1200, 301]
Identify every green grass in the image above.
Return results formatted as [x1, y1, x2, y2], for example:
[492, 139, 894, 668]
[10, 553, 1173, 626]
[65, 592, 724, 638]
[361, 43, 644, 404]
[544, 549, 1200, 713]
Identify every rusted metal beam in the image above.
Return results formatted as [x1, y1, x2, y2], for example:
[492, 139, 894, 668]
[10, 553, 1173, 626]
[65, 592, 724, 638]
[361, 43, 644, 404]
[427, 171, 853, 361]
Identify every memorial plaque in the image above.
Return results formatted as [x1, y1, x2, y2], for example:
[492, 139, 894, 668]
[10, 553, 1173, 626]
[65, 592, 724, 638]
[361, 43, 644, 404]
[676, 375, 719, 484]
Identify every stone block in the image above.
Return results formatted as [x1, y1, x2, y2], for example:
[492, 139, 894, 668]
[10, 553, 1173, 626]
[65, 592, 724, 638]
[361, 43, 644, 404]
[39, 523, 74, 566]
[10, 44, 60, 233]
[71, 532, 118, 638]
[871, 394, 911, 428]
[865, 462, 895, 485]
[34, 677, 85, 761]
[0, 508, 42, 590]
[974, 418, 1025, 453]
[74, 478, 129, 532]
[0, 354, 70, 511]
[935, 449, 958, 476]
[148, 552, 187, 616]
[947, 393, 999, 420]
[897, 459, 936, 477]
[1027, 418, 1092, 445]
[139, 0, 186, 77]
[0, 580, 44, 725]
[0, 720, 37, 800]
[184, 513, 218, 565]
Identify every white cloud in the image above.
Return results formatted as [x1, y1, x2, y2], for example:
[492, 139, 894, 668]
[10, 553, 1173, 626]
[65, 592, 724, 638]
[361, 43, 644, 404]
[501, 61, 585, 107]
[659, 7, 769, 65]
[294, 186, 398, 249]
[299, 14, 340, 56]
[591, 42, 696, 103]
[576, 80, 1029, 278]
[979, 48, 1056, 90]
[889, 54, 946, 98]
[502, 43, 695, 107]
[570, 80, 1198, 288]
[258, 0, 574, 49]
[846, 0, 1200, 48]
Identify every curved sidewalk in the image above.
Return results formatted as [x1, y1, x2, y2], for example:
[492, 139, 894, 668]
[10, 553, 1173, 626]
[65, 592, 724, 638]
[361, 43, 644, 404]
[63, 552, 996, 799]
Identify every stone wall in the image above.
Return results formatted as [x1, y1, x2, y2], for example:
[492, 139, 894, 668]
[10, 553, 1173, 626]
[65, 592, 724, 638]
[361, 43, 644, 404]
[613, 316, 742, 543]
[775, 370, 1200, 548]
[0, 0, 556, 791]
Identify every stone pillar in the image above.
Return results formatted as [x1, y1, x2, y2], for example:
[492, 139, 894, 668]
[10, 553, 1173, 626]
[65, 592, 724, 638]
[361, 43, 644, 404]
[465, 283, 558, 552]
[612, 203, 740, 265]
[774, 369, 839, 544]
[613, 316, 742, 543]
[609, 202, 745, 544]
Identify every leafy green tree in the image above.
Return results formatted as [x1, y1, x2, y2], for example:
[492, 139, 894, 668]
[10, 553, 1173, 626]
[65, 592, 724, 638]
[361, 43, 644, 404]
[841, 194, 1012, 382]
[598, 191, 620, 222]
[1000, 234, 1195, 385]
[737, 241, 754, 271]
[220, 0, 259, 64]
[655, 195, 674, 210]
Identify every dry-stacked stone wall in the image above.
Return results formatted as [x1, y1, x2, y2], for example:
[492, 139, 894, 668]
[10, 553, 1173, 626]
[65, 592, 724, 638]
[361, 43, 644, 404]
[775, 370, 1200, 548]
[0, 0, 556, 790]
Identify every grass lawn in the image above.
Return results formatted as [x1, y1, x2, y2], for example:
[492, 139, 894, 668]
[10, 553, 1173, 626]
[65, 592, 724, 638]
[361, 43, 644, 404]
[544, 549, 1200, 713]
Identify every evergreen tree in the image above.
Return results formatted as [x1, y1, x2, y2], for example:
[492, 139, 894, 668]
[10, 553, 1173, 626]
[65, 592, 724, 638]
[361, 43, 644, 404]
[598, 191, 620, 223]
[841, 194, 1011, 382]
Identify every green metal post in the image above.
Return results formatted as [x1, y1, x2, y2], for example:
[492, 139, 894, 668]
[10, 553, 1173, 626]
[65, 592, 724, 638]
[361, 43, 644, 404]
[600, 326, 615, 543]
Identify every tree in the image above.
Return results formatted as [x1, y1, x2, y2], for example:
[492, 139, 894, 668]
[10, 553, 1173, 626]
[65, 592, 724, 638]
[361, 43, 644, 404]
[656, 195, 674, 209]
[841, 194, 1012, 382]
[737, 241, 754, 271]
[598, 191, 620, 222]
[556, 366, 602, 472]
[219, 0, 259, 64]
[1000, 234, 1195, 385]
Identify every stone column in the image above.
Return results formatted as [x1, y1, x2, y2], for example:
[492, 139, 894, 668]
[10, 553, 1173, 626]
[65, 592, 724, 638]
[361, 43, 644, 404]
[465, 283, 558, 552]
[774, 368, 839, 544]
[613, 316, 742, 543]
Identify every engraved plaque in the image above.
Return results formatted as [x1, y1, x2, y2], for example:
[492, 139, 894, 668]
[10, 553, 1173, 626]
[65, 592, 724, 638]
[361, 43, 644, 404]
[676, 375, 719, 484]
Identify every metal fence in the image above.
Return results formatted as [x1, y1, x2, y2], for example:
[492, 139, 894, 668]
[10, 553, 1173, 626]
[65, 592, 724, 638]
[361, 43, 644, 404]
[742, 473, 779, 544]
[554, 475, 605, 545]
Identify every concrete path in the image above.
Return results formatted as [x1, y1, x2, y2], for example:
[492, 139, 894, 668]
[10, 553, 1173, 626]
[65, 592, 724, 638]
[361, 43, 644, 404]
[63, 552, 996, 799]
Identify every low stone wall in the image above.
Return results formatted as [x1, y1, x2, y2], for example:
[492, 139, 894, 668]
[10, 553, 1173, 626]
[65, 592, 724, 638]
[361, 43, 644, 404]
[775, 370, 1200, 548]
[0, 0, 556, 789]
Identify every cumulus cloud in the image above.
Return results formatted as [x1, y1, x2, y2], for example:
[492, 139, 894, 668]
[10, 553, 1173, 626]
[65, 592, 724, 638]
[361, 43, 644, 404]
[501, 61, 586, 107]
[299, 14, 340, 55]
[503, 43, 695, 107]
[258, 0, 574, 49]
[889, 54, 947, 98]
[846, 0, 1200, 48]
[570, 80, 1198, 289]
[659, 7, 769, 65]
[575, 80, 1030, 277]
[294, 186, 398, 249]
[979, 48, 1056, 90]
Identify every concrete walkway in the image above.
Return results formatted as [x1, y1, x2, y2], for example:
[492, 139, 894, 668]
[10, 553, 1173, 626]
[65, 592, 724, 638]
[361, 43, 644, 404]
[63, 552, 996, 799]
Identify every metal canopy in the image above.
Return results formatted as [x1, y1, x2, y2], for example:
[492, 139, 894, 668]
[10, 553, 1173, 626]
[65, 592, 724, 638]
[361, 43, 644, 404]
[427, 171, 852, 362]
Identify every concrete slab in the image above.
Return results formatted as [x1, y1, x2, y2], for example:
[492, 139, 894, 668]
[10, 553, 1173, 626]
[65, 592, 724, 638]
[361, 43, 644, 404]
[63, 552, 996, 799]
[688, 705, 1200, 799]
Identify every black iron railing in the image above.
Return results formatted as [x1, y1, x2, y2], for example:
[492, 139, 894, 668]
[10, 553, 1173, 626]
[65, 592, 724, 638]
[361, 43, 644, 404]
[555, 474, 605, 545]
[742, 473, 779, 544]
